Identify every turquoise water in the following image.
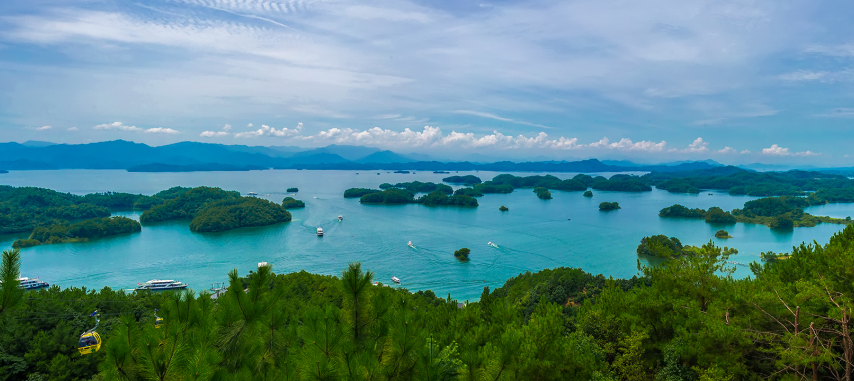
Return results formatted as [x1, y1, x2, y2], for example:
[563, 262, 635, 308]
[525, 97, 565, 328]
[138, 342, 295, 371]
[2, 169, 852, 301]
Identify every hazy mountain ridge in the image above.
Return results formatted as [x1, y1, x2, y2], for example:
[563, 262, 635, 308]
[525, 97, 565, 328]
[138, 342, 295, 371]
[0, 140, 726, 173]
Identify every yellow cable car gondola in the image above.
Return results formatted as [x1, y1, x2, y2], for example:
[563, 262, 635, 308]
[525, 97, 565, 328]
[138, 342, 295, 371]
[78, 310, 101, 355]
[154, 308, 163, 329]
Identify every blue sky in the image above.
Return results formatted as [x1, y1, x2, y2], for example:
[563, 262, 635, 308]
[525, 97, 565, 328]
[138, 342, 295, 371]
[1, 0, 853, 164]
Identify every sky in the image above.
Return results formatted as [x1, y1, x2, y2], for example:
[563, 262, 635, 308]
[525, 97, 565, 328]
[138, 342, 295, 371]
[1, 0, 853, 164]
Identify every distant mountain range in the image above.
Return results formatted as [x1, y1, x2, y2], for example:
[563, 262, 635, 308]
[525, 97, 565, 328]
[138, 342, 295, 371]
[0, 140, 726, 173]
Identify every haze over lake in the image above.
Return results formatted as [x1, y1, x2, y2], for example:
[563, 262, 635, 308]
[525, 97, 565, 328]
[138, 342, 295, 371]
[2, 169, 852, 301]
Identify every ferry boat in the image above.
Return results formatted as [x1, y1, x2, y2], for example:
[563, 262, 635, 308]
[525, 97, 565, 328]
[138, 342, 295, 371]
[317, 228, 324, 236]
[247, 192, 258, 196]
[135, 279, 188, 291]
[338, 215, 343, 221]
[18, 277, 49, 290]
[391, 276, 401, 283]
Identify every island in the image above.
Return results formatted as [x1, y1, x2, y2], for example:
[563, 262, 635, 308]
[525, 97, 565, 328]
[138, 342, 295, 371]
[715, 229, 732, 239]
[499, 205, 509, 212]
[599, 202, 620, 211]
[393, 170, 410, 174]
[378, 181, 453, 195]
[534, 187, 552, 199]
[442, 175, 482, 184]
[590, 175, 651, 192]
[433, 171, 449, 174]
[359, 189, 478, 207]
[659, 196, 853, 229]
[453, 187, 484, 197]
[281, 197, 305, 209]
[127, 163, 267, 172]
[140, 187, 241, 224]
[454, 247, 471, 261]
[344, 188, 381, 198]
[636, 235, 737, 259]
[643, 166, 854, 197]
[0, 169, 7, 174]
[0, 185, 160, 234]
[13, 216, 141, 248]
[287, 187, 299, 192]
[189, 197, 291, 232]
[583, 190, 593, 197]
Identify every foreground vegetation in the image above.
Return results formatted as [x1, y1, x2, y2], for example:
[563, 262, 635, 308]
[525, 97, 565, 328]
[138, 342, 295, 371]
[6, 225, 854, 379]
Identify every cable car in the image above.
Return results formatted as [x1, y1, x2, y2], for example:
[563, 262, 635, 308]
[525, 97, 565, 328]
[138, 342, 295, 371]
[154, 309, 163, 329]
[78, 311, 101, 355]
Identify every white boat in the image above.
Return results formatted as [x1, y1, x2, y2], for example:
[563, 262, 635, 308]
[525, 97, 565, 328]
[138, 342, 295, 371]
[408, 241, 414, 248]
[17, 277, 49, 290]
[338, 215, 343, 221]
[317, 228, 324, 236]
[391, 276, 401, 283]
[136, 279, 188, 291]
[488, 242, 498, 248]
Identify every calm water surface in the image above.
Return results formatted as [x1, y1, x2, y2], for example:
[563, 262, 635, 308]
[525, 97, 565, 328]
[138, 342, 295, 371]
[2, 169, 852, 301]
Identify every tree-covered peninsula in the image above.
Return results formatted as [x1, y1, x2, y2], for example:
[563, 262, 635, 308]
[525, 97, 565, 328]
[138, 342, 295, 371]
[7, 226, 854, 379]
[659, 196, 853, 229]
[12, 216, 141, 248]
[281, 196, 305, 209]
[189, 197, 291, 232]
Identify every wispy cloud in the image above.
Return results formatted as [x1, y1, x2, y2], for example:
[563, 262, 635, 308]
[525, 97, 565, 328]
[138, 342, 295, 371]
[233, 123, 303, 138]
[67, 127, 78, 131]
[453, 110, 552, 129]
[35, 125, 52, 131]
[144, 127, 180, 134]
[94, 122, 142, 131]
[813, 108, 854, 118]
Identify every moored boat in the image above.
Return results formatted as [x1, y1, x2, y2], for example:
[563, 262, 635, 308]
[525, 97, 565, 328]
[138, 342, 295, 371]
[17, 277, 49, 290]
[135, 279, 188, 291]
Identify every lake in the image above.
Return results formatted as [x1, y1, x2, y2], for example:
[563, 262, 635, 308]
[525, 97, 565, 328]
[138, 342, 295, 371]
[2, 169, 852, 301]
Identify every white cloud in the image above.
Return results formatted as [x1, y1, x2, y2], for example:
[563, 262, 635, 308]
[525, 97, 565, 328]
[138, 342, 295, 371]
[200, 130, 229, 137]
[673, 137, 708, 153]
[740, 149, 751, 154]
[94, 121, 142, 131]
[67, 127, 78, 131]
[35, 125, 52, 131]
[223, 124, 232, 131]
[761, 144, 819, 156]
[247, 123, 253, 127]
[144, 127, 180, 134]
[234, 123, 303, 138]
[717, 146, 736, 154]
[598, 138, 667, 152]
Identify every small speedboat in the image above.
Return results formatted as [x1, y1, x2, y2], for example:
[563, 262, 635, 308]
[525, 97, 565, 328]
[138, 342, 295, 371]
[408, 241, 414, 248]
[136, 280, 188, 291]
[488, 242, 498, 248]
[338, 215, 343, 221]
[391, 276, 401, 283]
[317, 228, 324, 236]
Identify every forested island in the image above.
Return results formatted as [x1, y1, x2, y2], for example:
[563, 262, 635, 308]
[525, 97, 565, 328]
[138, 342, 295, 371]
[189, 197, 291, 232]
[636, 235, 737, 258]
[281, 197, 305, 209]
[442, 175, 482, 184]
[599, 201, 620, 211]
[643, 166, 854, 197]
[659, 195, 853, 229]
[12, 216, 141, 248]
[534, 187, 552, 199]
[6, 225, 854, 379]
[0, 169, 7, 174]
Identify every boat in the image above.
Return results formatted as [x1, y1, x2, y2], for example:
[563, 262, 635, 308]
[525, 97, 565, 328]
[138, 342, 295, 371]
[408, 241, 414, 248]
[393, 170, 410, 174]
[338, 215, 343, 221]
[317, 228, 324, 236]
[247, 192, 258, 196]
[488, 242, 498, 248]
[135, 279, 188, 291]
[391, 276, 401, 283]
[17, 277, 49, 290]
